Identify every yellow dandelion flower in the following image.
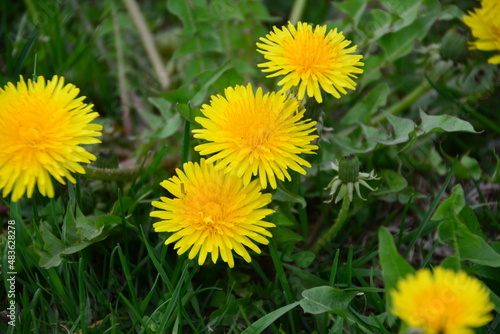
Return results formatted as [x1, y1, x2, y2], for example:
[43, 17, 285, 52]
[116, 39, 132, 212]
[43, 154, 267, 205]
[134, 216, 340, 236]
[257, 21, 364, 103]
[150, 159, 275, 268]
[193, 84, 318, 189]
[0, 76, 102, 202]
[463, 0, 500, 64]
[390, 267, 494, 334]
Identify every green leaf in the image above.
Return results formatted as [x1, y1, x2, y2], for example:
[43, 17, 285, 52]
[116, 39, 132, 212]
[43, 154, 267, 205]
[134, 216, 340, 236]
[367, 9, 392, 40]
[440, 256, 461, 271]
[241, 302, 299, 334]
[151, 113, 182, 139]
[438, 218, 500, 267]
[74, 205, 104, 240]
[452, 155, 481, 181]
[377, 170, 407, 194]
[167, 0, 209, 36]
[380, 0, 422, 28]
[37, 222, 67, 268]
[292, 251, 316, 268]
[272, 227, 303, 246]
[378, 227, 415, 324]
[191, 60, 232, 106]
[173, 34, 222, 58]
[341, 83, 390, 125]
[432, 184, 464, 222]
[273, 185, 307, 208]
[300, 286, 358, 315]
[378, 10, 439, 62]
[335, 0, 368, 28]
[362, 113, 416, 145]
[418, 110, 479, 135]
[458, 206, 486, 240]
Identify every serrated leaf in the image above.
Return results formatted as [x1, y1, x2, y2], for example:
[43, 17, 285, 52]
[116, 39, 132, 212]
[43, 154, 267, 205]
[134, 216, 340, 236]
[362, 113, 416, 145]
[341, 83, 390, 125]
[378, 11, 439, 62]
[432, 184, 464, 222]
[368, 9, 392, 40]
[37, 222, 67, 268]
[380, 0, 422, 28]
[438, 218, 500, 267]
[300, 286, 358, 315]
[331, 134, 378, 154]
[335, 0, 368, 27]
[419, 110, 479, 135]
[74, 205, 104, 240]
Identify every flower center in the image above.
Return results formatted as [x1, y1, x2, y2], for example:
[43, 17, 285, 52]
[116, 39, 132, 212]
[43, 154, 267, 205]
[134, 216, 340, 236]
[19, 122, 48, 149]
[191, 201, 235, 235]
[286, 31, 337, 74]
[242, 123, 274, 149]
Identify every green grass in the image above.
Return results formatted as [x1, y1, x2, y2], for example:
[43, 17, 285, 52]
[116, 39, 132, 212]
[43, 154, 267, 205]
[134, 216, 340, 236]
[1, 0, 500, 333]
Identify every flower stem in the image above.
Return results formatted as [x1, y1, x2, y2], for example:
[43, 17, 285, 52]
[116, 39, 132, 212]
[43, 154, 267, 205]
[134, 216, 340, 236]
[337, 80, 431, 137]
[181, 119, 191, 165]
[311, 197, 351, 253]
[289, 0, 307, 24]
[123, 0, 169, 89]
[373, 80, 431, 124]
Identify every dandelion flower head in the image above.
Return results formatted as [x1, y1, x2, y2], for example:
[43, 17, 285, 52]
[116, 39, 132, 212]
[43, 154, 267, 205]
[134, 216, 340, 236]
[463, 0, 500, 64]
[193, 84, 318, 189]
[0, 76, 102, 201]
[150, 159, 275, 268]
[390, 266, 494, 334]
[257, 21, 364, 103]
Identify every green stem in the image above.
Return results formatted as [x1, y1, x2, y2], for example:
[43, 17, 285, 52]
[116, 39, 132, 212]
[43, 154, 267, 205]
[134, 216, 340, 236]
[375, 80, 431, 123]
[123, 0, 169, 89]
[82, 166, 139, 181]
[181, 120, 191, 165]
[289, 0, 307, 24]
[311, 197, 350, 253]
[337, 80, 431, 137]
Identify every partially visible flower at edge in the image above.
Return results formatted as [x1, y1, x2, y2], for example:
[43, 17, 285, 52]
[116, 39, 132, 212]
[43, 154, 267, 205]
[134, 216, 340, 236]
[325, 154, 379, 203]
[150, 159, 275, 268]
[463, 0, 500, 64]
[193, 83, 318, 190]
[391, 266, 494, 334]
[0, 75, 102, 202]
[257, 21, 364, 103]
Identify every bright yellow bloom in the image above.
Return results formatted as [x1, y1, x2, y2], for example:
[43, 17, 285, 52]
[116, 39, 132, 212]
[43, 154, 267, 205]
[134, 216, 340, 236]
[150, 159, 275, 268]
[193, 84, 318, 189]
[0, 76, 102, 202]
[463, 0, 500, 64]
[257, 21, 364, 103]
[391, 267, 494, 334]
